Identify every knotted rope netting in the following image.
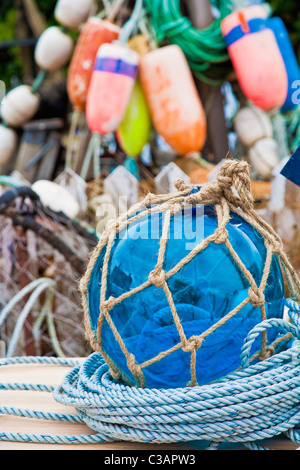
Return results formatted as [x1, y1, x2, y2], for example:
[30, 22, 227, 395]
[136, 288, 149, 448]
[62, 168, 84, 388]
[80, 159, 300, 388]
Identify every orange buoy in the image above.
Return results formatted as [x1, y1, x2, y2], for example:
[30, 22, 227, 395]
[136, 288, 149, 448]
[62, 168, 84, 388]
[221, 5, 288, 111]
[139, 45, 206, 156]
[86, 42, 139, 135]
[67, 18, 120, 112]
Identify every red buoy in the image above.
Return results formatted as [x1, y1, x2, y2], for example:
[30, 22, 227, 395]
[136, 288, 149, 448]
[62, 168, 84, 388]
[67, 18, 120, 112]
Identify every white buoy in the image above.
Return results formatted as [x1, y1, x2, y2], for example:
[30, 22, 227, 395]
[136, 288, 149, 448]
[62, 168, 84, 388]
[0, 85, 40, 127]
[54, 0, 94, 30]
[0, 125, 18, 166]
[32, 180, 80, 219]
[34, 26, 74, 72]
[249, 137, 280, 179]
[234, 106, 273, 148]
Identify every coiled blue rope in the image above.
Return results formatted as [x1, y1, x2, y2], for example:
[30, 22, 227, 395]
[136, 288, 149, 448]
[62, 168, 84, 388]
[1, 299, 300, 449]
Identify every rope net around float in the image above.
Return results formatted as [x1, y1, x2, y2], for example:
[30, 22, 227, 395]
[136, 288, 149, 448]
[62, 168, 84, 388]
[80, 159, 300, 388]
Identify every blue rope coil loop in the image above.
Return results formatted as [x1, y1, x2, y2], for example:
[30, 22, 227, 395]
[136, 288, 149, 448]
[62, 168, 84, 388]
[0, 298, 300, 449]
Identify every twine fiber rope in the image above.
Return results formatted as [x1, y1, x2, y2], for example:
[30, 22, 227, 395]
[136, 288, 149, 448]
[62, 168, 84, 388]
[80, 159, 300, 388]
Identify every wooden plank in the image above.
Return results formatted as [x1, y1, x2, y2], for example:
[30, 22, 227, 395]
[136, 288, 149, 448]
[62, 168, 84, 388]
[14, 128, 47, 183]
[184, 0, 229, 164]
[0, 361, 209, 450]
[34, 131, 61, 181]
[14, 119, 64, 183]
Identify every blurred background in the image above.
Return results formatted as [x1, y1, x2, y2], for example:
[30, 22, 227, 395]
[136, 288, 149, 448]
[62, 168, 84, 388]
[1, 0, 300, 359]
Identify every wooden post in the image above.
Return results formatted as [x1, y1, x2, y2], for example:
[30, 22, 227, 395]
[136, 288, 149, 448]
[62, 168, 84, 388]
[184, 0, 229, 164]
[22, 0, 47, 38]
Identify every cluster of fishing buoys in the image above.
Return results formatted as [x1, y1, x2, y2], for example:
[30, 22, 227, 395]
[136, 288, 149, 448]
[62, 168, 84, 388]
[1, 0, 299, 185]
[84, 39, 207, 158]
[0, 0, 208, 181]
[81, 4, 207, 167]
[65, 0, 208, 181]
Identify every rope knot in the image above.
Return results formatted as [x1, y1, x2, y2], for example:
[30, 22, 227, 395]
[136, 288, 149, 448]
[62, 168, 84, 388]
[144, 192, 155, 207]
[259, 345, 275, 361]
[174, 179, 190, 192]
[213, 227, 228, 245]
[182, 335, 203, 353]
[105, 219, 120, 234]
[149, 269, 166, 288]
[248, 287, 265, 307]
[216, 159, 254, 211]
[100, 296, 115, 314]
[270, 239, 284, 254]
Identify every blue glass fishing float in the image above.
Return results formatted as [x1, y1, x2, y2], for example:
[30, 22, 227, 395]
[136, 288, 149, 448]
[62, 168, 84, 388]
[81, 160, 286, 389]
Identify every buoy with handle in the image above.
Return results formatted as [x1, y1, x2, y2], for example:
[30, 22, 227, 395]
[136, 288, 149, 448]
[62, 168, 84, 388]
[139, 44, 207, 156]
[221, 5, 288, 111]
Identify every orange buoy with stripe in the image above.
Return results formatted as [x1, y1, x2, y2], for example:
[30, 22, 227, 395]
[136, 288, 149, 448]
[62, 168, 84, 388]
[67, 18, 120, 112]
[86, 42, 139, 135]
[221, 5, 288, 111]
[139, 45, 206, 156]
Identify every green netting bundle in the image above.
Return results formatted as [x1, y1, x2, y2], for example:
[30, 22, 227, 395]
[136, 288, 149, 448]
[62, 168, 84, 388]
[142, 0, 234, 84]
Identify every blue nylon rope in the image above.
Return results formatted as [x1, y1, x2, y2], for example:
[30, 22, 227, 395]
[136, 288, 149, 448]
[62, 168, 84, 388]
[0, 299, 300, 449]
